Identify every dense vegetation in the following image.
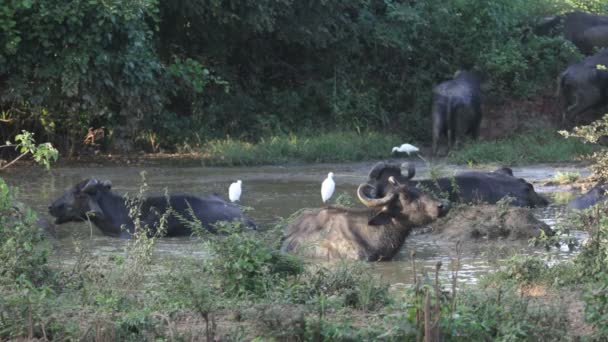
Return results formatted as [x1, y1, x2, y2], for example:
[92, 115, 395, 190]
[1, 0, 606, 156]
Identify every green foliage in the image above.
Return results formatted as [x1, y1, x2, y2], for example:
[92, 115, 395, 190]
[449, 129, 595, 165]
[0, 0, 589, 151]
[203, 221, 304, 298]
[201, 131, 401, 166]
[0, 178, 49, 285]
[561, 113, 608, 181]
[1, 130, 58, 170]
[584, 274, 608, 339]
[446, 285, 570, 341]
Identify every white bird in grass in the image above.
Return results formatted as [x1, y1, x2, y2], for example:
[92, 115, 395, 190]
[229, 180, 242, 202]
[391, 143, 427, 162]
[321, 172, 335, 204]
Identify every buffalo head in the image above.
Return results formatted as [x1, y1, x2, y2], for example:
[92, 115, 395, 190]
[48, 179, 112, 224]
[357, 176, 448, 226]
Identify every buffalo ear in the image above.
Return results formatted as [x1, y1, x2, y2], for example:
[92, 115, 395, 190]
[368, 211, 393, 226]
[102, 180, 112, 190]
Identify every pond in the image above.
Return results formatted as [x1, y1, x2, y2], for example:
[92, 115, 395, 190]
[2, 160, 592, 287]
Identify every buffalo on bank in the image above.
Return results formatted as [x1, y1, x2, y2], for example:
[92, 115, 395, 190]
[558, 48, 608, 124]
[431, 71, 482, 156]
[48, 178, 256, 238]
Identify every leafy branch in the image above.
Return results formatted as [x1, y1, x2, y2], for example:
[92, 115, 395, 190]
[0, 131, 59, 170]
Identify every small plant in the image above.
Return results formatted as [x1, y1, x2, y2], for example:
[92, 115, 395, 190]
[552, 171, 581, 184]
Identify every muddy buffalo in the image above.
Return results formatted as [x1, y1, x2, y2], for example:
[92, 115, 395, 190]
[431, 71, 482, 156]
[568, 183, 608, 210]
[558, 48, 608, 124]
[367, 162, 548, 208]
[280, 177, 448, 261]
[48, 179, 256, 237]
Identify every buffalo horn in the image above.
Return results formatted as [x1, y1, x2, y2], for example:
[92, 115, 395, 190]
[82, 179, 99, 193]
[400, 162, 416, 180]
[357, 183, 396, 208]
[102, 180, 112, 188]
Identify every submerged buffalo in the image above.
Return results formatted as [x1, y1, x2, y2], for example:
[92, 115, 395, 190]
[432, 71, 482, 156]
[367, 162, 548, 208]
[557, 48, 608, 124]
[280, 177, 448, 261]
[48, 179, 256, 237]
[568, 183, 608, 210]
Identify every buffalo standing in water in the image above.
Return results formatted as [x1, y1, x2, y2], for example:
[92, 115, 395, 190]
[431, 71, 482, 156]
[280, 177, 448, 261]
[367, 162, 548, 208]
[48, 179, 256, 238]
[558, 48, 608, 125]
[568, 183, 608, 210]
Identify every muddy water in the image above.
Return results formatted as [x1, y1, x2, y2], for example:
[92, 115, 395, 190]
[1, 160, 592, 286]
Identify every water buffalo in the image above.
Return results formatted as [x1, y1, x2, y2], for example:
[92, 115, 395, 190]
[280, 177, 448, 261]
[48, 179, 256, 238]
[534, 12, 608, 55]
[568, 183, 608, 210]
[367, 162, 549, 208]
[432, 71, 482, 156]
[558, 48, 608, 124]
[564, 12, 608, 55]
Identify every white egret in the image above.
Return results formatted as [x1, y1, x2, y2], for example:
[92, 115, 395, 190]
[391, 143, 419, 155]
[229, 180, 242, 202]
[321, 172, 335, 203]
[392, 143, 427, 163]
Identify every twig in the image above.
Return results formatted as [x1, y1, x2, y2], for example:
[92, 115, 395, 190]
[424, 290, 431, 342]
[0, 151, 28, 169]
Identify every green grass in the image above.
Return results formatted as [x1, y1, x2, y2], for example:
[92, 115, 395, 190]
[200, 131, 402, 166]
[448, 130, 596, 165]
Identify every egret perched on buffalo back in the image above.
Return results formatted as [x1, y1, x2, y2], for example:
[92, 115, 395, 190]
[229, 180, 242, 202]
[321, 172, 335, 203]
[392, 143, 427, 162]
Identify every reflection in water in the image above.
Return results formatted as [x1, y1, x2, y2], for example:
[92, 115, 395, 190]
[2, 161, 590, 286]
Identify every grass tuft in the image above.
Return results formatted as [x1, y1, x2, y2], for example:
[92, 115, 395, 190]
[448, 130, 596, 165]
[200, 131, 402, 166]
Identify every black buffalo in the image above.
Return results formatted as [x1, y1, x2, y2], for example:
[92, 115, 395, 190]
[367, 162, 549, 208]
[48, 179, 256, 238]
[557, 48, 608, 124]
[432, 71, 482, 156]
[568, 183, 608, 210]
[564, 11, 608, 55]
[534, 12, 608, 55]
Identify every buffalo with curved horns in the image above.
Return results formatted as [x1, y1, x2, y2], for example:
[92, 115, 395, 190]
[48, 179, 256, 238]
[280, 177, 449, 261]
[367, 162, 548, 208]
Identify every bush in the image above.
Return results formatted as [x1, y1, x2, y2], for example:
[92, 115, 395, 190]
[0, 178, 49, 285]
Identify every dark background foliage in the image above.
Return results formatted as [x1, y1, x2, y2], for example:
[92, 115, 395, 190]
[0, 0, 605, 153]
